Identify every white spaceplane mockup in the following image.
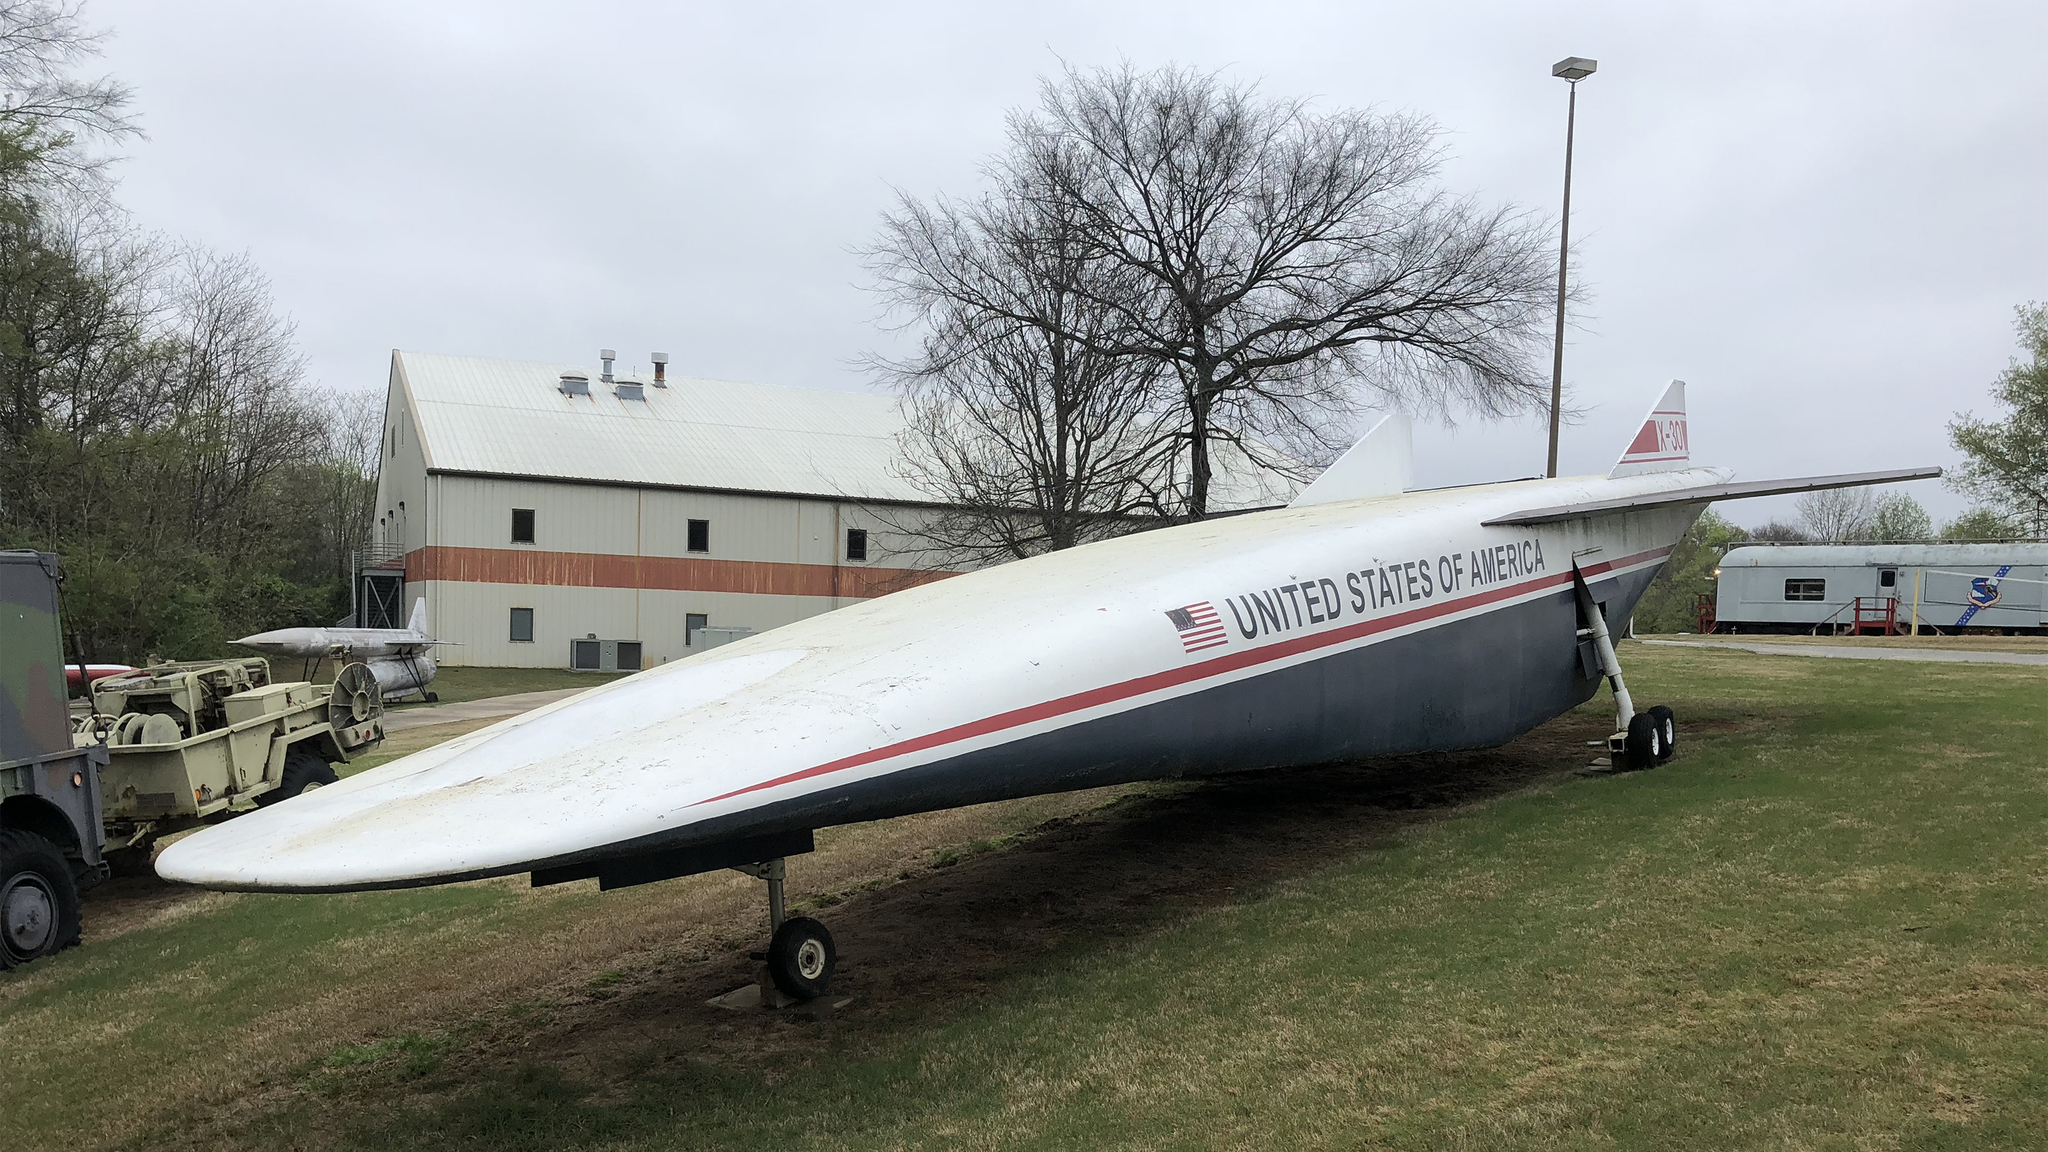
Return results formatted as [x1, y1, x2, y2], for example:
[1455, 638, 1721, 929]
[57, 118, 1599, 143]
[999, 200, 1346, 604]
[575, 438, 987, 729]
[161, 382, 1937, 1000]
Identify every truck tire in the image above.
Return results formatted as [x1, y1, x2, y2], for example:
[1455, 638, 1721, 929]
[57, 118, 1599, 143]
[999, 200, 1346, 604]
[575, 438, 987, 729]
[257, 750, 340, 807]
[0, 828, 82, 968]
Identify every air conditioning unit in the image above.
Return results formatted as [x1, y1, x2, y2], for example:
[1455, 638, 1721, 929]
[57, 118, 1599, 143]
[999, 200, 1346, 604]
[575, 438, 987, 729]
[569, 638, 643, 672]
[691, 626, 754, 651]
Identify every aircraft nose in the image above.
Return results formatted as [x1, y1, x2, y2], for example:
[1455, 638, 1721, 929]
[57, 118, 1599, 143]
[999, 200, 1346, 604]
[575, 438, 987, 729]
[233, 630, 292, 652]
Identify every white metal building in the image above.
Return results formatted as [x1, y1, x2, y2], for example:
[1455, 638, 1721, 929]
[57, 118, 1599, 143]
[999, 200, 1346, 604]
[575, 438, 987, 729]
[368, 350, 1297, 669]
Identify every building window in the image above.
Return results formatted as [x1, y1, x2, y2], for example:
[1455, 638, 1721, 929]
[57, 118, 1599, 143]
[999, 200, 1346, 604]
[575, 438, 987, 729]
[1784, 579, 1826, 602]
[510, 607, 534, 642]
[617, 641, 642, 671]
[845, 528, 868, 562]
[687, 519, 710, 553]
[512, 508, 535, 544]
[686, 612, 708, 646]
[1879, 569, 1897, 589]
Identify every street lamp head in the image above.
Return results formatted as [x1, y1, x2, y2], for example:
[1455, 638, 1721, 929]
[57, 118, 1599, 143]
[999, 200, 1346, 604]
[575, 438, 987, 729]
[1552, 56, 1597, 81]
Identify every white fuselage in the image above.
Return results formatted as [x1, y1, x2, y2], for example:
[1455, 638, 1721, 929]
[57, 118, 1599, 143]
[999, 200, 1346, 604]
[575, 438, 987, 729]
[158, 469, 1726, 892]
[233, 627, 431, 662]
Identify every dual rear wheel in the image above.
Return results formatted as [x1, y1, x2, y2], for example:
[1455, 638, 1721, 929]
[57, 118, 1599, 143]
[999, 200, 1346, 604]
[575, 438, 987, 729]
[1623, 705, 1677, 771]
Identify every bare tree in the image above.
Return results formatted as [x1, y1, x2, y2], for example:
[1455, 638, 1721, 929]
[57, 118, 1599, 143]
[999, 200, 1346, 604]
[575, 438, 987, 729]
[0, 0, 137, 189]
[869, 168, 1177, 566]
[1015, 63, 1557, 517]
[306, 387, 381, 578]
[1796, 486, 1875, 542]
[1748, 520, 1812, 543]
[156, 247, 321, 560]
[0, 3, 365, 654]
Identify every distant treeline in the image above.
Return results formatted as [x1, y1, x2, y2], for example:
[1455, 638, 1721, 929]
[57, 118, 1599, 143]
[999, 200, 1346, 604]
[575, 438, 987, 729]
[0, 3, 374, 663]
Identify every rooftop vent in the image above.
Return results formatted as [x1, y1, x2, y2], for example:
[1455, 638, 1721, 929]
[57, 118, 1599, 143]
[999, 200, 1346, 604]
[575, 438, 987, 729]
[558, 370, 590, 396]
[615, 377, 645, 401]
[600, 348, 617, 383]
[651, 351, 669, 387]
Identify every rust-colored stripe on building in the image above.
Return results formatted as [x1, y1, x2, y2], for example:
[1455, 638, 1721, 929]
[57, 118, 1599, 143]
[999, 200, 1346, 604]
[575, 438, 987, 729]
[404, 546, 956, 599]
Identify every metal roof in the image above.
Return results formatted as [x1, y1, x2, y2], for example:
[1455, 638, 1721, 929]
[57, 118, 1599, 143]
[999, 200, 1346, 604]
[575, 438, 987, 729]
[392, 351, 1299, 509]
[1719, 543, 2048, 567]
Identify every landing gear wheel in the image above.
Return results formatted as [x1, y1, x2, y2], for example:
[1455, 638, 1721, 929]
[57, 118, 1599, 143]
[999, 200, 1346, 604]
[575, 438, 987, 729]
[423, 692, 439, 703]
[258, 750, 341, 806]
[1649, 705, 1676, 763]
[766, 916, 836, 1001]
[1624, 712, 1665, 771]
[0, 829, 81, 968]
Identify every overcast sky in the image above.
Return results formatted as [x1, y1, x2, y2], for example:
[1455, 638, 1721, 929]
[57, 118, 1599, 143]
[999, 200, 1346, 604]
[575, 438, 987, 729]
[90, 0, 2046, 525]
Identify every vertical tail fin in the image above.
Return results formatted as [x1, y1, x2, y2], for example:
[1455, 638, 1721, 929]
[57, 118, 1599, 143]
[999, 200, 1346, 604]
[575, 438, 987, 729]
[1290, 413, 1413, 506]
[406, 597, 427, 636]
[1609, 380, 1690, 477]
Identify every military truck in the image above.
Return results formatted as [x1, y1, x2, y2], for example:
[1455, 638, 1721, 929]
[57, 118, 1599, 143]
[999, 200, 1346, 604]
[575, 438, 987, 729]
[3, 548, 389, 966]
[90, 657, 386, 868]
[1, 550, 107, 968]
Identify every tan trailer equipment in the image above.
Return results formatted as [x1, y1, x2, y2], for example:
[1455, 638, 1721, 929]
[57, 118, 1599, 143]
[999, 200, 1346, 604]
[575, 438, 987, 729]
[87, 658, 383, 863]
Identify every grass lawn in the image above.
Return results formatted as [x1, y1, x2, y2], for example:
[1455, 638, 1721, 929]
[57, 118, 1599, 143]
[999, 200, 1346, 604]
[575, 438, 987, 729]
[3, 644, 2041, 1151]
[289, 659, 628, 705]
[386, 665, 630, 706]
[1642, 633, 2048, 656]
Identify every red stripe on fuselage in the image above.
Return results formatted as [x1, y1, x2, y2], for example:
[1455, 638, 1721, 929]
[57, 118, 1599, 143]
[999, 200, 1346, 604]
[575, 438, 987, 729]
[693, 545, 1673, 807]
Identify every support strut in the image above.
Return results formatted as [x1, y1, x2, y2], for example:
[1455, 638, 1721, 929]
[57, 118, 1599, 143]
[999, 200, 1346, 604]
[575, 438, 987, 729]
[731, 857, 787, 931]
[1573, 567, 1635, 729]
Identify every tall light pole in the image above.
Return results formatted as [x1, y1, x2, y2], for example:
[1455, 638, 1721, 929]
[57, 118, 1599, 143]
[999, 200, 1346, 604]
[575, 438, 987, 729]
[1546, 56, 1596, 478]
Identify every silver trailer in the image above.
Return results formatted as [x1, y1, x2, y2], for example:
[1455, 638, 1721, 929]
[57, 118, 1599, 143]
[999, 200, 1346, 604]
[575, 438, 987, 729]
[1713, 543, 2048, 635]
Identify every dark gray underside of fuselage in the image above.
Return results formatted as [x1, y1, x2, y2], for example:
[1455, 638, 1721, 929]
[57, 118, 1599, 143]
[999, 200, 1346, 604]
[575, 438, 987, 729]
[511, 563, 1660, 886]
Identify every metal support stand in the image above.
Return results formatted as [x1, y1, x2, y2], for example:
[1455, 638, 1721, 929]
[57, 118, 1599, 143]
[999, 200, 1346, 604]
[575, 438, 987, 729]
[730, 857, 786, 931]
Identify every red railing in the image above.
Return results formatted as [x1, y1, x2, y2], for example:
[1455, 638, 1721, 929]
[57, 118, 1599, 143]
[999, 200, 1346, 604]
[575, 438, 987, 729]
[1846, 596, 1898, 636]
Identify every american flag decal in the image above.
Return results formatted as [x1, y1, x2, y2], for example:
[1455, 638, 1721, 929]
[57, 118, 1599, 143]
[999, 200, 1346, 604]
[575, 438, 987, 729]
[1165, 601, 1228, 653]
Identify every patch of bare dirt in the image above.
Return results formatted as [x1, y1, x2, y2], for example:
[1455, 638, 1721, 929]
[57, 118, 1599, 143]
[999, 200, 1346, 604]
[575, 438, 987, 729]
[80, 870, 221, 943]
[410, 707, 1619, 1090]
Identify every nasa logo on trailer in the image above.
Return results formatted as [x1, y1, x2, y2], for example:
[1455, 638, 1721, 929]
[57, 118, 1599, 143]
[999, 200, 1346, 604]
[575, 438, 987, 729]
[1968, 576, 2003, 609]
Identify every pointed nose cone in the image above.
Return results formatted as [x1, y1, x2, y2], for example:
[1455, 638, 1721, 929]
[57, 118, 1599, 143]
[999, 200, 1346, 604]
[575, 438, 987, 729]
[233, 628, 301, 656]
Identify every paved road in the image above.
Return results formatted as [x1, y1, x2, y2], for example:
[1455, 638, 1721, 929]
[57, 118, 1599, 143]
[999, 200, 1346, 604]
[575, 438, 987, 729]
[1640, 639, 2048, 666]
[383, 687, 587, 733]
